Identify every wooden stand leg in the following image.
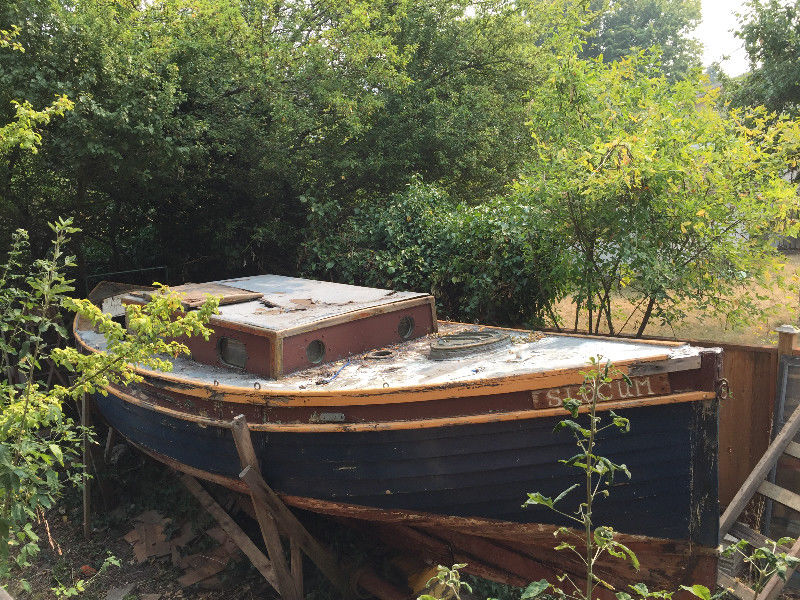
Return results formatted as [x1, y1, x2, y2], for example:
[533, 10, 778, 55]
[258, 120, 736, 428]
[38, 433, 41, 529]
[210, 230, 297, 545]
[291, 539, 303, 594]
[230, 415, 407, 600]
[231, 416, 302, 600]
[180, 473, 279, 590]
[81, 394, 91, 540]
[103, 428, 116, 464]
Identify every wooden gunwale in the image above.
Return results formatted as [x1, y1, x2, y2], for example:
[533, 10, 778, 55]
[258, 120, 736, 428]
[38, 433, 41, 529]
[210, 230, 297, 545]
[106, 382, 714, 432]
[74, 316, 687, 406]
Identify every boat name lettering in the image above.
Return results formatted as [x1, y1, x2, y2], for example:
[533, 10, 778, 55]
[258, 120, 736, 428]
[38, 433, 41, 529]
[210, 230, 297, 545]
[530, 374, 670, 409]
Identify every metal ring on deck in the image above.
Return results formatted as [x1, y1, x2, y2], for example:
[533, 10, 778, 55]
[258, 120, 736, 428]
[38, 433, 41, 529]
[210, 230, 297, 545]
[715, 378, 730, 400]
[429, 329, 510, 360]
[253, 381, 261, 390]
[213, 379, 219, 386]
[383, 382, 389, 388]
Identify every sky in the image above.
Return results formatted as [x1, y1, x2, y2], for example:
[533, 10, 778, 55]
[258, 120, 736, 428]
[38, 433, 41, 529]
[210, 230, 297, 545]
[697, 0, 751, 75]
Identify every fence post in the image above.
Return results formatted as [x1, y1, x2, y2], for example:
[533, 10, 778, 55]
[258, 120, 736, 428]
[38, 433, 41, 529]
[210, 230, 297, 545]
[776, 324, 800, 359]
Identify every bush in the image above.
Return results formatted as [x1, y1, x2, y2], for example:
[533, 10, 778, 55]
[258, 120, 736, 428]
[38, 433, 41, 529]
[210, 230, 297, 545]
[301, 178, 565, 327]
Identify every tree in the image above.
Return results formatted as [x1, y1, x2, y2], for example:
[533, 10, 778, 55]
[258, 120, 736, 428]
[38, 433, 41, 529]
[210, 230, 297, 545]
[518, 52, 800, 336]
[726, 0, 800, 117]
[0, 0, 579, 283]
[581, 0, 702, 81]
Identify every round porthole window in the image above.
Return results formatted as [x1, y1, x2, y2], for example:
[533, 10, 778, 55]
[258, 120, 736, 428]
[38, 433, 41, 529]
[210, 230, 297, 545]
[398, 316, 415, 340]
[306, 339, 326, 364]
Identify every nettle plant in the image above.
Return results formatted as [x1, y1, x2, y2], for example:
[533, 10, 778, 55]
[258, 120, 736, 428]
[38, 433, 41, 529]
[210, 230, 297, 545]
[722, 537, 800, 595]
[520, 357, 717, 600]
[0, 218, 218, 585]
[416, 357, 720, 600]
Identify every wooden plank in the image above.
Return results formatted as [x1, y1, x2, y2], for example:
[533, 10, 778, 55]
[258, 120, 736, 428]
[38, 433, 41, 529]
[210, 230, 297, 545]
[784, 441, 800, 460]
[230, 417, 301, 600]
[718, 573, 756, 600]
[179, 473, 279, 590]
[718, 344, 779, 506]
[626, 355, 701, 377]
[755, 534, 800, 600]
[730, 521, 790, 552]
[290, 539, 303, 596]
[720, 401, 800, 536]
[758, 481, 800, 513]
[231, 415, 347, 594]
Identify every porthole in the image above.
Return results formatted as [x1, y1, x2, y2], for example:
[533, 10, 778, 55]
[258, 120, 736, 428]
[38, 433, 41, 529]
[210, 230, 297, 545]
[218, 337, 247, 369]
[398, 315, 415, 340]
[306, 339, 326, 364]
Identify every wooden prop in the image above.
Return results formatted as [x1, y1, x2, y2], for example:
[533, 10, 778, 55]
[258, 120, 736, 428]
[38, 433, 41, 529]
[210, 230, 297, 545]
[231, 415, 302, 600]
[81, 393, 91, 540]
[180, 474, 278, 589]
[230, 415, 406, 600]
[719, 399, 800, 600]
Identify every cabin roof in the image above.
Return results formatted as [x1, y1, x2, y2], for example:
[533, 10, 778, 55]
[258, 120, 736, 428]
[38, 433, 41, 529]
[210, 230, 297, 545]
[125, 274, 430, 333]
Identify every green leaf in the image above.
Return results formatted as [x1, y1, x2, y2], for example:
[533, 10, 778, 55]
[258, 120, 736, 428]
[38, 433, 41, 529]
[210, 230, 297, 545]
[680, 584, 711, 600]
[521, 579, 550, 599]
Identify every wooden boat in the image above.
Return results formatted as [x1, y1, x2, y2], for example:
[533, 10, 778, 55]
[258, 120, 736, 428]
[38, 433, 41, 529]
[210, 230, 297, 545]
[74, 275, 721, 593]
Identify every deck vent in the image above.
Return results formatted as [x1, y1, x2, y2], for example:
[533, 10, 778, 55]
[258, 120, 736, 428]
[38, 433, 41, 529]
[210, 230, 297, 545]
[429, 330, 510, 360]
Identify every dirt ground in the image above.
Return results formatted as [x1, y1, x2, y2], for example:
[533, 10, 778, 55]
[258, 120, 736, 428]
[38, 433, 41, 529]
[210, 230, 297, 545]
[5, 447, 282, 600]
[551, 254, 800, 346]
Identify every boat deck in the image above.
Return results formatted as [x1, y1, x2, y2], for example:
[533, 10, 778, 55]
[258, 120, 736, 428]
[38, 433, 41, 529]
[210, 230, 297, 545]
[76, 322, 701, 392]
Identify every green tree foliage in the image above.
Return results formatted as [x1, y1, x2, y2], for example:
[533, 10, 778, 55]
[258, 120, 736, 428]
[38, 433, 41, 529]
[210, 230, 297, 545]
[0, 0, 576, 281]
[726, 0, 800, 117]
[302, 178, 565, 326]
[518, 52, 800, 336]
[0, 25, 72, 156]
[581, 0, 702, 81]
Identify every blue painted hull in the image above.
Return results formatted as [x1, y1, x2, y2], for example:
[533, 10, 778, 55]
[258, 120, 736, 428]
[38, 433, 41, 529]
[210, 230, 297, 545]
[95, 390, 718, 547]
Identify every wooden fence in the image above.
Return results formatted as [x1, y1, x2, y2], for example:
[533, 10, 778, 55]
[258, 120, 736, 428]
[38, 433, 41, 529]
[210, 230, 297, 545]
[695, 341, 778, 506]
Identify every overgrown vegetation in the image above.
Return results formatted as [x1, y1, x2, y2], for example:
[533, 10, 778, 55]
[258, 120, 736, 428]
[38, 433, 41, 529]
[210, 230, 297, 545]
[2, 0, 799, 335]
[0, 219, 219, 587]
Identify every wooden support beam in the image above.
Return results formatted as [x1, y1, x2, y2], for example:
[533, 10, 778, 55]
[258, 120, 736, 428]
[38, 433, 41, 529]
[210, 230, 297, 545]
[231, 417, 302, 600]
[718, 573, 756, 600]
[180, 473, 279, 590]
[290, 539, 303, 595]
[776, 325, 800, 359]
[103, 428, 116, 464]
[81, 394, 91, 540]
[784, 441, 800, 460]
[721, 401, 800, 536]
[758, 481, 800, 513]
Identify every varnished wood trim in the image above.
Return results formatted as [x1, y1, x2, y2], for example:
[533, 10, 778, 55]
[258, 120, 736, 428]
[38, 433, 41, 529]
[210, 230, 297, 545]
[105, 383, 713, 432]
[275, 296, 434, 339]
[273, 336, 284, 379]
[428, 297, 439, 334]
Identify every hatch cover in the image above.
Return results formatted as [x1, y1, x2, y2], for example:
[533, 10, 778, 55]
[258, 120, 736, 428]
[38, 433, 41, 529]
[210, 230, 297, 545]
[429, 330, 510, 360]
